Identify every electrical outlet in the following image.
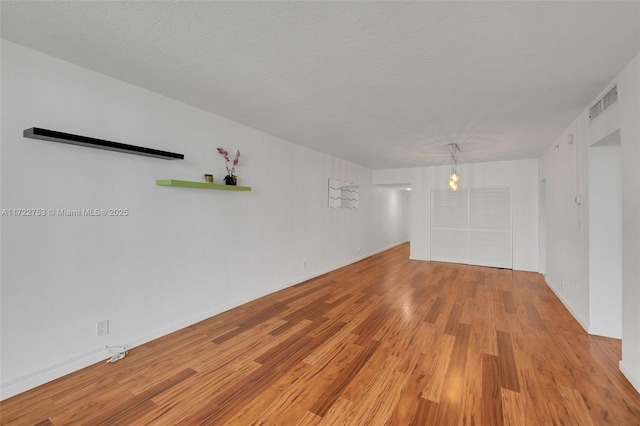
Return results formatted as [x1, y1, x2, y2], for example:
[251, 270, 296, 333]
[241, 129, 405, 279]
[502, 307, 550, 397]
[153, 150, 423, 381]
[561, 279, 565, 289]
[303, 261, 307, 270]
[96, 320, 109, 337]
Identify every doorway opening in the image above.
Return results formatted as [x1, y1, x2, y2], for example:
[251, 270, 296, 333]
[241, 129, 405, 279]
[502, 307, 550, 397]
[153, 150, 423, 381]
[588, 129, 622, 338]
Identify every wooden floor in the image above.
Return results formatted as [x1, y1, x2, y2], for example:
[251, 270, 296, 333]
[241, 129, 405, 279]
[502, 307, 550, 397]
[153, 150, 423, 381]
[2, 243, 640, 425]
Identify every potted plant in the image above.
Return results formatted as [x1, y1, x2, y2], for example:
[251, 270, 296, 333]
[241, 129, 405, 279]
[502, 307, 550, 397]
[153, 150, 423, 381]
[217, 147, 240, 185]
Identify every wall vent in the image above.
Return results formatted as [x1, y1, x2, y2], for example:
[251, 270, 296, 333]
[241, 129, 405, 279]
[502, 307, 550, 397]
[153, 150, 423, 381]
[589, 100, 602, 120]
[590, 85, 617, 122]
[602, 85, 618, 110]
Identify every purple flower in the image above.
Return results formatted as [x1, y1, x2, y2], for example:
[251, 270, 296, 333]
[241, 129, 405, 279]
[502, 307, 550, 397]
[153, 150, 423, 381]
[217, 147, 240, 176]
[217, 147, 230, 162]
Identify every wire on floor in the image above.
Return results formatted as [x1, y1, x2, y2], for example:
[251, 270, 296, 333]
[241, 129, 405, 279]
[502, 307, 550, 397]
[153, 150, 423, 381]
[105, 345, 127, 363]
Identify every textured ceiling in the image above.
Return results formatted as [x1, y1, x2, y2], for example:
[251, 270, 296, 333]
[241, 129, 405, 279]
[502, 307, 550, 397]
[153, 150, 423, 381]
[2, 1, 639, 169]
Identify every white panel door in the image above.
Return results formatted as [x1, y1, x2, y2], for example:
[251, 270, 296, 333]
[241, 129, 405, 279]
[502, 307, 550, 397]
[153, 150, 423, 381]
[468, 187, 512, 268]
[431, 187, 512, 269]
[430, 189, 469, 264]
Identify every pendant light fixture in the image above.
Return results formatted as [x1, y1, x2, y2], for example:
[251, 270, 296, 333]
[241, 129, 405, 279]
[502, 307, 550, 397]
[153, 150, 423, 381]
[448, 143, 460, 191]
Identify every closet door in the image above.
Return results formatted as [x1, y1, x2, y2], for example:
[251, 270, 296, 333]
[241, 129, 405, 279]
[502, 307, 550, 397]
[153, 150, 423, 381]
[468, 187, 512, 268]
[430, 187, 512, 269]
[430, 188, 469, 264]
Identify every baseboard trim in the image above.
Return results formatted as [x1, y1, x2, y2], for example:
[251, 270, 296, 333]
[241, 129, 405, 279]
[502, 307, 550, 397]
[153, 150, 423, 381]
[544, 277, 590, 333]
[0, 347, 110, 400]
[0, 240, 408, 400]
[620, 360, 640, 394]
[513, 265, 540, 273]
[544, 278, 624, 339]
[280, 241, 408, 290]
[587, 326, 622, 339]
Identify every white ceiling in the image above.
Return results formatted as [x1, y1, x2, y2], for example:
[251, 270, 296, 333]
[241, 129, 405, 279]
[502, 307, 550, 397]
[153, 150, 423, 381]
[2, 1, 639, 169]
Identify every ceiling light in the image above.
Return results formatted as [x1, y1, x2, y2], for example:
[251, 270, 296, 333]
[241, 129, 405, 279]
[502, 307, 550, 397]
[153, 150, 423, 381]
[447, 143, 460, 191]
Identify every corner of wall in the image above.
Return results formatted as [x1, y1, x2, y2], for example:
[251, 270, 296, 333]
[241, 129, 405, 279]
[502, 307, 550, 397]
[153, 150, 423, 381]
[619, 360, 640, 394]
[544, 277, 589, 333]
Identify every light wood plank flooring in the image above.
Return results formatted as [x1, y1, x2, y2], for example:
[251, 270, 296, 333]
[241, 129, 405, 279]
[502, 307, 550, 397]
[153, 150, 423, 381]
[2, 243, 640, 425]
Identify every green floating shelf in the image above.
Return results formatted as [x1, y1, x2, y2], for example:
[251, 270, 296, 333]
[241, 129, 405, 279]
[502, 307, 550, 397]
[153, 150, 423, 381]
[156, 179, 251, 191]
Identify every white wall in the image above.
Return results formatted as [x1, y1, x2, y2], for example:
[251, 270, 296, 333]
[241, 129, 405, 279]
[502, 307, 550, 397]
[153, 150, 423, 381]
[541, 53, 640, 392]
[0, 41, 408, 398]
[540, 122, 590, 330]
[373, 158, 539, 272]
[589, 142, 622, 338]
[538, 179, 547, 274]
[618, 55, 640, 393]
[370, 187, 410, 246]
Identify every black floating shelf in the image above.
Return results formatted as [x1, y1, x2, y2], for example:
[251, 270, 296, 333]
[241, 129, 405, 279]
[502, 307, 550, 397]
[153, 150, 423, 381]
[23, 127, 184, 160]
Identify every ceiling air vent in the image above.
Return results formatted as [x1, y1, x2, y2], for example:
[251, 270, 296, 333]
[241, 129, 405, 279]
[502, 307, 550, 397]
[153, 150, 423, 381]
[603, 85, 618, 111]
[589, 100, 602, 121]
[590, 85, 618, 122]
